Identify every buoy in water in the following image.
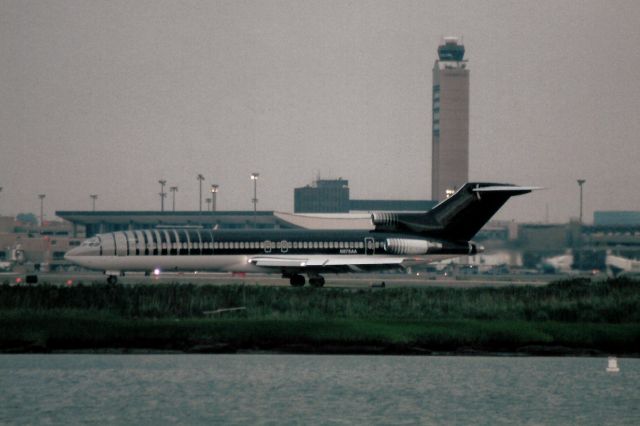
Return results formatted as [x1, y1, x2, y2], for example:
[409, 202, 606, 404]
[606, 356, 620, 373]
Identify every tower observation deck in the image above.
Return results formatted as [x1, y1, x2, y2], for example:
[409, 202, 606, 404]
[438, 37, 466, 61]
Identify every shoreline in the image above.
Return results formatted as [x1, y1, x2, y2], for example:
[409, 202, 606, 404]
[5, 345, 637, 358]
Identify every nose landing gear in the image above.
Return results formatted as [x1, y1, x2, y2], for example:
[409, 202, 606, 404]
[105, 270, 122, 285]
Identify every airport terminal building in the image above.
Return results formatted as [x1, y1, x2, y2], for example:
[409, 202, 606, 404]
[55, 211, 303, 238]
[294, 179, 436, 214]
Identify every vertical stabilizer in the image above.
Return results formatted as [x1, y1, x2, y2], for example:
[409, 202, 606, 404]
[426, 183, 534, 241]
[372, 183, 535, 242]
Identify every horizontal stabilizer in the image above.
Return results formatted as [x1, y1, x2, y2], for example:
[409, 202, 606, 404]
[472, 185, 541, 194]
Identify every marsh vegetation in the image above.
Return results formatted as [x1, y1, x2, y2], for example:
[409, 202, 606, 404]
[1, 278, 638, 354]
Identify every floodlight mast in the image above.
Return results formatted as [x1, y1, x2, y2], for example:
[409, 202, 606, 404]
[210, 184, 219, 212]
[38, 194, 46, 226]
[577, 179, 586, 224]
[251, 173, 259, 226]
[170, 186, 178, 211]
[158, 180, 167, 212]
[197, 174, 205, 212]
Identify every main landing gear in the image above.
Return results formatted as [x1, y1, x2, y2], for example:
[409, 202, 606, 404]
[308, 275, 325, 288]
[289, 274, 305, 287]
[106, 275, 118, 285]
[285, 273, 325, 288]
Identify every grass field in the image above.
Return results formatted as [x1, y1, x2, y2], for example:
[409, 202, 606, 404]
[1, 277, 639, 354]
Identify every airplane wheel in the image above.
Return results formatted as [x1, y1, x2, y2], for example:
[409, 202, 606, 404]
[309, 277, 325, 288]
[107, 275, 118, 285]
[290, 274, 305, 287]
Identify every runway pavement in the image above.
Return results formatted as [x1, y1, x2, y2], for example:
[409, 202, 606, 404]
[0, 271, 572, 288]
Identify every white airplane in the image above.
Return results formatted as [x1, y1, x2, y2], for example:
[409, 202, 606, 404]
[65, 183, 536, 286]
[606, 253, 640, 275]
[0, 261, 12, 272]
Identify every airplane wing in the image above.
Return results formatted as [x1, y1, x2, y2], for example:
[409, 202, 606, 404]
[248, 255, 408, 272]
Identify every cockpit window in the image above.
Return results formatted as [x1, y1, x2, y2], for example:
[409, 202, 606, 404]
[82, 237, 100, 247]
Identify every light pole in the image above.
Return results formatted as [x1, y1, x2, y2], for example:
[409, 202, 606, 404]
[38, 194, 46, 226]
[0, 187, 3, 214]
[205, 197, 212, 212]
[251, 173, 259, 226]
[158, 179, 167, 211]
[210, 184, 219, 212]
[170, 186, 178, 211]
[197, 174, 205, 212]
[90, 194, 98, 212]
[577, 179, 586, 224]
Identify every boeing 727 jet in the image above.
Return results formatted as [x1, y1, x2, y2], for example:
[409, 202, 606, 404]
[65, 183, 535, 286]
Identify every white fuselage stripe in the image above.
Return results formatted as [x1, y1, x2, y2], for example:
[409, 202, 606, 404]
[64, 253, 448, 273]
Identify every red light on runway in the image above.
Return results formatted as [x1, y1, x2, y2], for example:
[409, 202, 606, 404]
[15, 277, 22, 284]
[66, 280, 73, 287]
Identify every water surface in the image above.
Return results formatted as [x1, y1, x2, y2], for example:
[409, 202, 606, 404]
[1, 355, 638, 425]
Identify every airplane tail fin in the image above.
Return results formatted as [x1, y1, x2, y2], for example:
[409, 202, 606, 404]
[371, 183, 536, 242]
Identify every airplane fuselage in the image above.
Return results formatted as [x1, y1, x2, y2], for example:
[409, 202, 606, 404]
[65, 228, 476, 282]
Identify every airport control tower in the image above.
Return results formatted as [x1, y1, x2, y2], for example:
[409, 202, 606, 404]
[431, 37, 469, 201]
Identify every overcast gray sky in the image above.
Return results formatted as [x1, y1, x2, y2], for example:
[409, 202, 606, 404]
[1, 0, 639, 223]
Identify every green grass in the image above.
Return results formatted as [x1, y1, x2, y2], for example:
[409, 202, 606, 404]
[1, 310, 639, 354]
[1, 277, 639, 354]
[1, 277, 639, 322]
